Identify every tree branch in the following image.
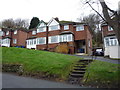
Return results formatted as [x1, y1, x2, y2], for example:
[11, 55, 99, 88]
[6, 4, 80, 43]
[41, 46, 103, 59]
[86, 1, 106, 22]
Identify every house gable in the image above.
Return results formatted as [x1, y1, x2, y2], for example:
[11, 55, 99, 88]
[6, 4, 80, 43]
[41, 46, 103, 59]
[47, 18, 59, 26]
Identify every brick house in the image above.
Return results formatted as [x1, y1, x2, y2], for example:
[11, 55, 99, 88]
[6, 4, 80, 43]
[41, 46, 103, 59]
[0, 28, 28, 47]
[26, 18, 92, 55]
[101, 24, 120, 58]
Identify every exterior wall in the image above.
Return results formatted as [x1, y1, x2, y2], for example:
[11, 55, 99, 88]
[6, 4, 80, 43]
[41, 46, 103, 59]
[12, 30, 27, 47]
[102, 25, 115, 36]
[105, 46, 120, 58]
[102, 25, 120, 58]
[17, 30, 27, 47]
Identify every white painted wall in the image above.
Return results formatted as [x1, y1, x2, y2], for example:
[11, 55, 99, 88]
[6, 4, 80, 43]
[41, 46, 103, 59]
[104, 46, 120, 58]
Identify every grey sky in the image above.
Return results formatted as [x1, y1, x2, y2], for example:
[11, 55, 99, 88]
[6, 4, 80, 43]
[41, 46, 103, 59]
[0, 0, 119, 22]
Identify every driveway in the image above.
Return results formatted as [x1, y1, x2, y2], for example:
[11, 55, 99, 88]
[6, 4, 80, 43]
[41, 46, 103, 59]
[74, 55, 120, 64]
[2, 73, 87, 88]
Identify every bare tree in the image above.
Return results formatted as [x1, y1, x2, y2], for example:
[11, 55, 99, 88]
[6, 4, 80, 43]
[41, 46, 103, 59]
[1, 18, 29, 29]
[15, 19, 29, 29]
[2, 18, 15, 28]
[84, 0, 120, 45]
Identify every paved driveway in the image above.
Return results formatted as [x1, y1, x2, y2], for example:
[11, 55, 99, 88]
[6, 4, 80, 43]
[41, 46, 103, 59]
[2, 73, 87, 88]
[72, 55, 120, 64]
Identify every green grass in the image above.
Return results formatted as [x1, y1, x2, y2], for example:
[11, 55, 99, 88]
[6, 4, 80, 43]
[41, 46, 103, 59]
[2, 47, 81, 80]
[83, 60, 120, 87]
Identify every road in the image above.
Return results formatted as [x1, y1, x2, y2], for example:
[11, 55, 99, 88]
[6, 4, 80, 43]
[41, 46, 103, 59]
[2, 73, 87, 88]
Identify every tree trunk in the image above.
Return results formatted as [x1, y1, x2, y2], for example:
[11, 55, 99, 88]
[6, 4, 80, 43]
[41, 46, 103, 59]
[99, 0, 120, 45]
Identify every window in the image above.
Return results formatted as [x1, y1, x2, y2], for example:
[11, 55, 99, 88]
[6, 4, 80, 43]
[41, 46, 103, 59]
[32, 31, 36, 35]
[108, 26, 113, 31]
[37, 27, 46, 33]
[105, 38, 109, 46]
[76, 25, 84, 31]
[6, 31, 9, 35]
[49, 36, 59, 43]
[14, 30, 17, 34]
[64, 25, 69, 30]
[49, 25, 60, 31]
[13, 39, 17, 44]
[37, 37, 46, 44]
[60, 34, 73, 42]
[0, 31, 4, 36]
[110, 37, 118, 46]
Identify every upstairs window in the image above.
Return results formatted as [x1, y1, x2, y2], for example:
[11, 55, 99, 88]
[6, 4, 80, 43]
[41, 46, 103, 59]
[64, 25, 69, 30]
[6, 31, 9, 35]
[14, 30, 17, 34]
[76, 25, 84, 31]
[32, 31, 36, 35]
[108, 26, 113, 31]
[49, 25, 60, 31]
[0, 31, 4, 36]
[13, 39, 17, 44]
[37, 27, 46, 33]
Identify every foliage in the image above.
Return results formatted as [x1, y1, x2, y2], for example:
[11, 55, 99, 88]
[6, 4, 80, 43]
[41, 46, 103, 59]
[2, 47, 81, 80]
[29, 17, 40, 29]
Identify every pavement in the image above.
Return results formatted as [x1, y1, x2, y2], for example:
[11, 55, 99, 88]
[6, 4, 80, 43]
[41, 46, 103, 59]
[2, 73, 87, 88]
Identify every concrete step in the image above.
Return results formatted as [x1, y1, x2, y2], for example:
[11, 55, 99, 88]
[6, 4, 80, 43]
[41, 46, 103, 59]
[74, 68, 86, 71]
[74, 65, 86, 68]
[70, 73, 84, 78]
[71, 71, 86, 74]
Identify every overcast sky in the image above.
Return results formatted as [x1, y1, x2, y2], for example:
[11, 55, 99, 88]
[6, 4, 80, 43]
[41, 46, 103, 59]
[0, 0, 119, 22]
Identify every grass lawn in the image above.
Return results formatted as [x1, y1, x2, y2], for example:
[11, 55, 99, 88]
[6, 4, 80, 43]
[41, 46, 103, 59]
[1, 47, 81, 80]
[83, 60, 120, 88]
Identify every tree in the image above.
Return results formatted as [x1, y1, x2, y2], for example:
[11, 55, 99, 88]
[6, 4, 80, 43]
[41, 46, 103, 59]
[29, 17, 40, 29]
[84, 0, 120, 45]
[1, 18, 29, 29]
[78, 13, 102, 46]
[2, 19, 15, 28]
[15, 19, 29, 29]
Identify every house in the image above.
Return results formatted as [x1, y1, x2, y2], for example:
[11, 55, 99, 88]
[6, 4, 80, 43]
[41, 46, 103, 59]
[0, 28, 28, 48]
[101, 24, 120, 58]
[26, 18, 92, 55]
[0, 28, 12, 47]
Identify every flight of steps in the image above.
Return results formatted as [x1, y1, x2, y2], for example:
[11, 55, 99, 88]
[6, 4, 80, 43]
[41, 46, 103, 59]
[68, 59, 93, 85]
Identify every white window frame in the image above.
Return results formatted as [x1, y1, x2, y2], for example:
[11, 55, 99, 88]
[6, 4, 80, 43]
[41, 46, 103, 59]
[37, 37, 46, 45]
[6, 31, 9, 35]
[37, 26, 46, 33]
[64, 25, 69, 30]
[32, 31, 36, 35]
[14, 30, 17, 34]
[60, 34, 73, 42]
[13, 39, 17, 44]
[108, 26, 113, 31]
[49, 25, 60, 31]
[48, 35, 59, 44]
[76, 25, 84, 31]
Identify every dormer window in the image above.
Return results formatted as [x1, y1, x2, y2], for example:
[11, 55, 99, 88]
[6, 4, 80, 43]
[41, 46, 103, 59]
[64, 25, 69, 30]
[49, 25, 60, 31]
[76, 25, 84, 31]
[108, 26, 113, 31]
[14, 30, 17, 34]
[32, 31, 36, 35]
[6, 31, 9, 35]
[37, 27, 46, 33]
